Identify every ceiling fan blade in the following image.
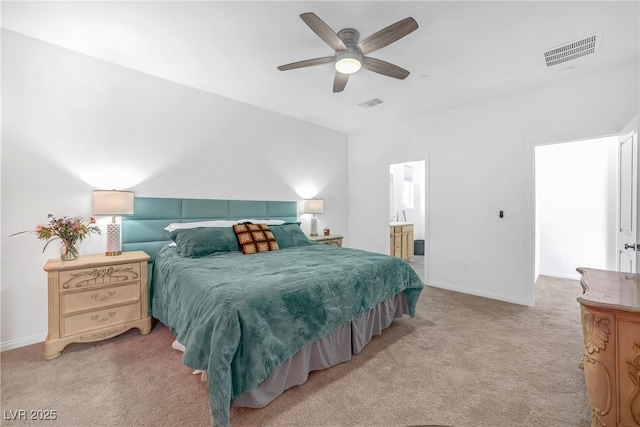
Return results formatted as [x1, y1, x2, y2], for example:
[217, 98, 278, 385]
[357, 17, 418, 55]
[300, 12, 348, 52]
[277, 56, 335, 71]
[333, 72, 349, 93]
[362, 57, 410, 79]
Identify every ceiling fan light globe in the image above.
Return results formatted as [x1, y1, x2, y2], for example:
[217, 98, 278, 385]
[335, 57, 361, 74]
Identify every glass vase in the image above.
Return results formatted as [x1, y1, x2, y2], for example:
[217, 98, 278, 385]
[60, 241, 79, 261]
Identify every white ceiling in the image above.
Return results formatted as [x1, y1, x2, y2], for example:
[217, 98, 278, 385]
[2, 1, 639, 134]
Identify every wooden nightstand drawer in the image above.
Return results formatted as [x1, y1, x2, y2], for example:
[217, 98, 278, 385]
[61, 301, 142, 337]
[309, 234, 343, 247]
[61, 282, 141, 314]
[59, 262, 141, 291]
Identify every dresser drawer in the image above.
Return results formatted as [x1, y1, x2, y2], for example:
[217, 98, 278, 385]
[61, 301, 142, 337]
[61, 282, 140, 314]
[59, 262, 141, 290]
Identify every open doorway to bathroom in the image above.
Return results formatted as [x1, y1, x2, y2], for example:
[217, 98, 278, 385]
[389, 160, 427, 283]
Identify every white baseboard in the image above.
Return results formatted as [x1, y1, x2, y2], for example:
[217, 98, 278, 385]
[428, 280, 533, 307]
[538, 270, 581, 280]
[1, 332, 46, 352]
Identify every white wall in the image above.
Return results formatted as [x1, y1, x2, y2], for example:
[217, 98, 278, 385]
[1, 30, 349, 350]
[349, 62, 639, 306]
[536, 138, 618, 280]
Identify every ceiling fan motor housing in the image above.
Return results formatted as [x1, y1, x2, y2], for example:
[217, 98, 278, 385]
[337, 28, 360, 48]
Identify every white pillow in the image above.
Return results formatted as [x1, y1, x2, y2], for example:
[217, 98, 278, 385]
[164, 219, 286, 233]
[237, 219, 286, 225]
[164, 220, 237, 233]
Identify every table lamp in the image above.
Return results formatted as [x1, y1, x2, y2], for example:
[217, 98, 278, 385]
[93, 190, 134, 256]
[303, 199, 324, 237]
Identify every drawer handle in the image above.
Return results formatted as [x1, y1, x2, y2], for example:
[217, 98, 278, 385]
[91, 311, 116, 323]
[90, 291, 116, 301]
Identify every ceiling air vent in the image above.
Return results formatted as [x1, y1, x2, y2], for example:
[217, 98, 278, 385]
[358, 98, 385, 109]
[544, 33, 600, 67]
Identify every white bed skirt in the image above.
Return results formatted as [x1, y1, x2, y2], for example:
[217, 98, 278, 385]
[231, 291, 410, 408]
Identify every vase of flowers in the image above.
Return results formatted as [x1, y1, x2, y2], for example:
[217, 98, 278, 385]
[60, 240, 79, 261]
[11, 214, 101, 261]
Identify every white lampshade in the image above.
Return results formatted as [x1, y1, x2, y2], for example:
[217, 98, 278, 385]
[303, 199, 324, 215]
[93, 190, 134, 216]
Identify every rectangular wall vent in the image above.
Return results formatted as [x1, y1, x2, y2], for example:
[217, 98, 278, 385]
[358, 97, 385, 108]
[544, 32, 600, 67]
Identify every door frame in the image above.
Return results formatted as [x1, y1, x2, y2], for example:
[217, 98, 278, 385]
[387, 157, 429, 284]
[616, 116, 639, 272]
[532, 115, 639, 294]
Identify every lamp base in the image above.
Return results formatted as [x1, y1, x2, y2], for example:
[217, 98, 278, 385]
[310, 217, 319, 237]
[105, 222, 122, 256]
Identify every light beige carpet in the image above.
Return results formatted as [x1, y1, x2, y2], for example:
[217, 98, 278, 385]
[1, 275, 590, 426]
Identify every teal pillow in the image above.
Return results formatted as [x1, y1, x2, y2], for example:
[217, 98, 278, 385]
[169, 227, 239, 257]
[269, 223, 313, 248]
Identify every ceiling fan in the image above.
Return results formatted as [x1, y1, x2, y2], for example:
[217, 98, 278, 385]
[277, 13, 419, 93]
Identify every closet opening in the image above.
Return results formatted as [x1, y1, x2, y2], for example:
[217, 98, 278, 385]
[534, 136, 618, 281]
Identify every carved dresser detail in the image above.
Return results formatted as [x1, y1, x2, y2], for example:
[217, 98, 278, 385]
[43, 251, 151, 359]
[577, 267, 640, 426]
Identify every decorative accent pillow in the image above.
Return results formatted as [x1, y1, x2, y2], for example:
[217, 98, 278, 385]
[169, 227, 239, 257]
[268, 223, 313, 248]
[233, 223, 280, 254]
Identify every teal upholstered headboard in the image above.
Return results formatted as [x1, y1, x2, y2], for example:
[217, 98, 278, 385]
[122, 197, 298, 263]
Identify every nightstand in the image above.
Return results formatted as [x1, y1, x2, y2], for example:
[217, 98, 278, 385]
[42, 251, 151, 360]
[309, 234, 343, 248]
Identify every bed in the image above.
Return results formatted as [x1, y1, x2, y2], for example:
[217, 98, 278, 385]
[122, 197, 424, 426]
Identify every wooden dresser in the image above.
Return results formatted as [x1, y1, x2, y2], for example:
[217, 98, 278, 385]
[43, 251, 151, 359]
[577, 267, 640, 426]
[390, 223, 414, 261]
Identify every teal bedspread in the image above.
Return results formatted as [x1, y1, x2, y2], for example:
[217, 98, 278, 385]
[151, 243, 423, 426]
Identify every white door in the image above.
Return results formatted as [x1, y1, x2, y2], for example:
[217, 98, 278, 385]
[617, 116, 639, 273]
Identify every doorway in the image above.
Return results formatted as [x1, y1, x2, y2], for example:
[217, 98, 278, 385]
[389, 160, 427, 283]
[535, 137, 618, 280]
